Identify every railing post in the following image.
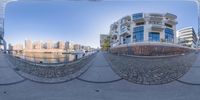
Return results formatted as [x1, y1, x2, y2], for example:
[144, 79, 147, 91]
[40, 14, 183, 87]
[34, 57, 36, 67]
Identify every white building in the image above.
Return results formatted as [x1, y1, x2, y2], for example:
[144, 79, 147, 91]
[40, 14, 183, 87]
[65, 41, 75, 52]
[74, 44, 81, 50]
[110, 13, 178, 47]
[177, 27, 198, 48]
[9, 44, 23, 51]
[57, 41, 65, 49]
[25, 40, 33, 50]
[33, 41, 42, 49]
[45, 40, 53, 49]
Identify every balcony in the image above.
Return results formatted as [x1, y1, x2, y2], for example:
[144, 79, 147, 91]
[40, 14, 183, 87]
[148, 16, 163, 21]
[133, 17, 145, 23]
[111, 34, 118, 40]
[150, 24, 165, 31]
[110, 22, 118, 30]
[164, 13, 177, 20]
[132, 13, 145, 23]
[121, 16, 131, 25]
[165, 19, 177, 25]
[120, 26, 131, 36]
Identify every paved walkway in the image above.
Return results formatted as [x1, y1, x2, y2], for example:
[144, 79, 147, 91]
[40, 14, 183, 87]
[0, 53, 24, 85]
[178, 53, 200, 84]
[78, 52, 121, 83]
[0, 52, 200, 100]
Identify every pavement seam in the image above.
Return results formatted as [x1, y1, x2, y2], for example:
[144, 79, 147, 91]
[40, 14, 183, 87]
[76, 77, 123, 84]
[175, 79, 200, 86]
[0, 79, 26, 86]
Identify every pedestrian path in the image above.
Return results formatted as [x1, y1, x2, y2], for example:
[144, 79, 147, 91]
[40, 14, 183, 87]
[78, 52, 122, 83]
[178, 53, 200, 84]
[0, 53, 24, 85]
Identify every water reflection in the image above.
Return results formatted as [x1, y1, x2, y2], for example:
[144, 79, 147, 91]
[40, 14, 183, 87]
[13, 52, 84, 64]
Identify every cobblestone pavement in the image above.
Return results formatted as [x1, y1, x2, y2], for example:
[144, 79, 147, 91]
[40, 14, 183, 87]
[7, 53, 96, 83]
[105, 52, 198, 85]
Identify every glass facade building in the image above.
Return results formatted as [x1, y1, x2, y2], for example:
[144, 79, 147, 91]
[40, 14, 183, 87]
[165, 28, 174, 43]
[149, 32, 160, 42]
[109, 13, 177, 47]
[133, 26, 144, 42]
[0, 0, 17, 51]
[132, 13, 143, 20]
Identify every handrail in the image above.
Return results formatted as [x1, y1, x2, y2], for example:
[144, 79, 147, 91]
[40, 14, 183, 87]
[8, 51, 97, 65]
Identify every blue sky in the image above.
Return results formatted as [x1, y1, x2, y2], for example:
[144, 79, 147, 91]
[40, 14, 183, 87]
[4, 0, 198, 48]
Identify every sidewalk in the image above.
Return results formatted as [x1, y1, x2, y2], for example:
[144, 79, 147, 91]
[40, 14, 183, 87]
[0, 53, 24, 85]
[78, 51, 121, 83]
[0, 52, 200, 100]
[178, 53, 200, 84]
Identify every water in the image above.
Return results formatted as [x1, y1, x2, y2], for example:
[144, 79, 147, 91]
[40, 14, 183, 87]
[13, 52, 85, 64]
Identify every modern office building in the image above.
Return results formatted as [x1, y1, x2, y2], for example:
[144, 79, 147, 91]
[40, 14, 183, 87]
[25, 40, 33, 50]
[109, 13, 178, 47]
[45, 40, 53, 49]
[65, 41, 74, 52]
[74, 44, 81, 50]
[0, 0, 17, 52]
[177, 27, 198, 48]
[9, 44, 23, 51]
[33, 41, 42, 49]
[57, 41, 65, 49]
[100, 34, 109, 48]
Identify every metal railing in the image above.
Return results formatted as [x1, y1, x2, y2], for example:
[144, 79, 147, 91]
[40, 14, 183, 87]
[6, 51, 97, 79]
[9, 51, 96, 65]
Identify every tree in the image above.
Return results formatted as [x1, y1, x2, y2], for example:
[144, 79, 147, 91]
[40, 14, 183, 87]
[102, 36, 110, 51]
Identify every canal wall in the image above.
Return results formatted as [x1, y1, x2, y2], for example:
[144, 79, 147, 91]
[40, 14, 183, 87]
[110, 42, 196, 56]
[7, 53, 97, 83]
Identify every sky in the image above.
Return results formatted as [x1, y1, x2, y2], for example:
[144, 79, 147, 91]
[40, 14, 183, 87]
[4, 0, 198, 48]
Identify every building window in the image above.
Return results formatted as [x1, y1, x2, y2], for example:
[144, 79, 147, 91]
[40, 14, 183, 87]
[123, 35, 131, 44]
[133, 26, 144, 42]
[132, 13, 143, 20]
[0, 39, 3, 45]
[149, 32, 160, 42]
[165, 23, 172, 28]
[136, 22, 145, 26]
[149, 21, 162, 25]
[120, 25, 129, 33]
[165, 28, 174, 43]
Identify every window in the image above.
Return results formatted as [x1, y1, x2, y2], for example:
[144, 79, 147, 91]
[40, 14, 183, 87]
[165, 23, 172, 28]
[0, 39, 3, 45]
[149, 32, 160, 42]
[136, 22, 145, 26]
[149, 21, 162, 25]
[120, 25, 129, 33]
[133, 26, 144, 42]
[132, 13, 143, 20]
[165, 28, 174, 43]
[123, 35, 131, 44]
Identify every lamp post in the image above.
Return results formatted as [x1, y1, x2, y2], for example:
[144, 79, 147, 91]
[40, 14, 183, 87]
[0, 0, 17, 53]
